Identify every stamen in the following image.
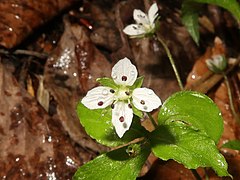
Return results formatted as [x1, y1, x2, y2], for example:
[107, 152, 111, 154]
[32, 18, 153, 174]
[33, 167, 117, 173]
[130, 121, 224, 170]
[98, 101, 103, 106]
[110, 89, 115, 93]
[122, 76, 127, 81]
[128, 104, 132, 109]
[111, 103, 115, 109]
[119, 116, 124, 122]
[125, 91, 130, 95]
[140, 100, 145, 105]
[133, 26, 137, 30]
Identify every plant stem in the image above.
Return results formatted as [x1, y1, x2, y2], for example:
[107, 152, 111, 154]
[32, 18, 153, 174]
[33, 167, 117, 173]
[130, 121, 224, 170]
[146, 112, 158, 129]
[223, 74, 240, 123]
[191, 169, 202, 180]
[156, 34, 184, 90]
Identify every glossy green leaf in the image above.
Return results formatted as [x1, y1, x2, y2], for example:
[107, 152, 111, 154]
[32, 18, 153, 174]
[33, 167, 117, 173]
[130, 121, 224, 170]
[73, 143, 151, 180]
[150, 122, 230, 177]
[96, 77, 119, 89]
[191, 0, 240, 21]
[181, 1, 201, 45]
[77, 102, 147, 147]
[221, 140, 240, 150]
[158, 91, 223, 143]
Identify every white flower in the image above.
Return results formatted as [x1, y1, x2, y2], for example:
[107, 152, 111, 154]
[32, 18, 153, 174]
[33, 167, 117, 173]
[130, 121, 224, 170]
[206, 55, 227, 73]
[123, 3, 159, 38]
[82, 57, 161, 138]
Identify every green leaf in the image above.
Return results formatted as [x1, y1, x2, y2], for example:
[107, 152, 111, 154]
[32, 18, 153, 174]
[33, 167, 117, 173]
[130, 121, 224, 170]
[130, 76, 144, 89]
[149, 122, 230, 177]
[132, 104, 143, 118]
[181, 1, 202, 45]
[73, 143, 151, 180]
[158, 91, 223, 143]
[221, 140, 240, 150]
[77, 102, 147, 147]
[96, 77, 118, 89]
[191, 0, 240, 21]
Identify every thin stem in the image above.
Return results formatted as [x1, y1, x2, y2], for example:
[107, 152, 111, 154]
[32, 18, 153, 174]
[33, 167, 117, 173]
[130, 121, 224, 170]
[146, 112, 158, 129]
[191, 169, 202, 180]
[223, 74, 240, 123]
[156, 34, 184, 90]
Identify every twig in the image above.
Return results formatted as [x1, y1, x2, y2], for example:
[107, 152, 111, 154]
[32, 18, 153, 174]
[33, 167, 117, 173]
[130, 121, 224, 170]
[0, 49, 48, 59]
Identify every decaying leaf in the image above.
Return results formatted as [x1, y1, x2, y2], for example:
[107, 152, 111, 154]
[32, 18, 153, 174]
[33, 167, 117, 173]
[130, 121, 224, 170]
[0, 0, 78, 49]
[0, 61, 87, 179]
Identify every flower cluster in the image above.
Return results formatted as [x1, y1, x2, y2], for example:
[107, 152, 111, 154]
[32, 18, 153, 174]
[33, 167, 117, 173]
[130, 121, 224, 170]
[82, 58, 161, 138]
[123, 3, 159, 38]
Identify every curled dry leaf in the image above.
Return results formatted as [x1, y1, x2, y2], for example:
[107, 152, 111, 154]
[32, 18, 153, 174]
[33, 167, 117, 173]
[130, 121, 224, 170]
[43, 17, 111, 152]
[0, 0, 77, 49]
[0, 61, 88, 179]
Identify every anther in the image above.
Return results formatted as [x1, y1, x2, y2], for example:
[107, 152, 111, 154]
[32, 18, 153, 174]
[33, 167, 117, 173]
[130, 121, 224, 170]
[122, 76, 127, 81]
[128, 104, 132, 109]
[140, 100, 145, 105]
[125, 91, 130, 95]
[111, 103, 115, 109]
[110, 89, 115, 93]
[119, 116, 124, 122]
[98, 101, 103, 106]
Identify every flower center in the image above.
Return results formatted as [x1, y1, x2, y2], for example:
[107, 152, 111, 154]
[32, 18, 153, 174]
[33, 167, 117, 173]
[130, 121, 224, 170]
[116, 87, 131, 101]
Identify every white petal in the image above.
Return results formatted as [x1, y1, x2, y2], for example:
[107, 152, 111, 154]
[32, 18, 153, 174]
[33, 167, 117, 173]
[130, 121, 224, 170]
[111, 101, 133, 138]
[133, 9, 150, 25]
[111, 57, 138, 86]
[148, 3, 159, 24]
[132, 87, 161, 112]
[81, 86, 114, 109]
[123, 24, 146, 36]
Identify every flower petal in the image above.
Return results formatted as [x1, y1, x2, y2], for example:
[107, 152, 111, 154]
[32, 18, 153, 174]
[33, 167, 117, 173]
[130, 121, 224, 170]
[111, 101, 133, 138]
[133, 9, 149, 25]
[148, 3, 159, 24]
[132, 87, 161, 112]
[111, 57, 138, 86]
[123, 24, 146, 37]
[81, 86, 114, 109]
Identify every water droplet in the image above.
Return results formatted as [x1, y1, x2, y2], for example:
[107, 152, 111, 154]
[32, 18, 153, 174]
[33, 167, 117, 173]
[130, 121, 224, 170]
[102, 89, 108, 95]
[112, 72, 117, 79]
[148, 90, 153, 95]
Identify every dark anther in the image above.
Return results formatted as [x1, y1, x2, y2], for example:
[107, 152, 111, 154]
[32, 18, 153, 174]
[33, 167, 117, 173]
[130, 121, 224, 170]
[128, 104, 132, 109]
[119, 116, 124, 122]
[98, 101, 103, 106]
[125, 91, 130, 95]
[122, 76, 127, 81]
[110, 89, 115, 93]
[111, 103, 115, 109]
[140, 100, 145, 105]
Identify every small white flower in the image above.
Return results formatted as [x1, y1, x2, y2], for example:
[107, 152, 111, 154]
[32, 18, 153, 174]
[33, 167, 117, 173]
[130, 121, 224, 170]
[123, 3, 159, 38]
[82, 57, 161, 138]
[206, 55, 227, 73]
